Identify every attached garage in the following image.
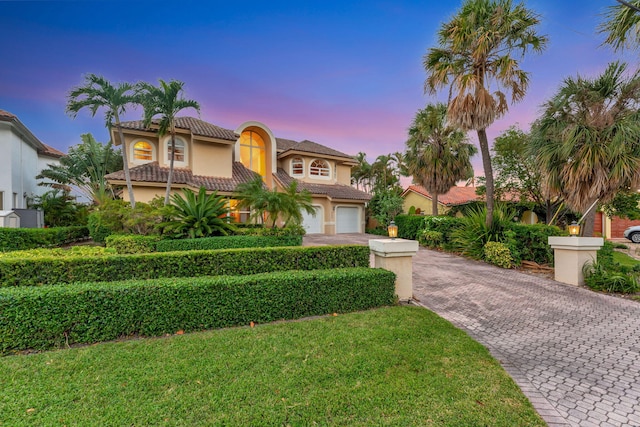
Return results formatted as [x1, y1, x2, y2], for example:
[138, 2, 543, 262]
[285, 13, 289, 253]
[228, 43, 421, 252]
[301, 206, 323, 234]
[336, 206, 360, 233]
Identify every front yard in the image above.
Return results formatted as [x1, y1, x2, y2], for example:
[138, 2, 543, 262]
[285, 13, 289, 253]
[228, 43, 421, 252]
[0, 306, 544, 426]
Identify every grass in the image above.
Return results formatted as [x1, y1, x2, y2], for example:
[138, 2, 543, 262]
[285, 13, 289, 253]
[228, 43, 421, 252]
[0, 306, 544, 426]
[612, 251, 640, 268]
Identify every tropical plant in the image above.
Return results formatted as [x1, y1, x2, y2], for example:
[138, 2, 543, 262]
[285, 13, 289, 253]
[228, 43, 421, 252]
[67, 74, 138, 207]
[403, 103, 477, 215]
[531, 62, 640, 236]
[234, 176, 271, 225]
[371, 154, 400, 193]
[451, 204, 517, 259]
[599, 0, 640, 51]
[137, 79, 200, 205]
[368, 187, 404, 227]
[279, 181, 316, 227]
[351, 152, 373, 193]
[163, 187, 235, 239]
[28, 189, 88, 227]
[423, 0, 548, 227]
[37, 133, 122, 205]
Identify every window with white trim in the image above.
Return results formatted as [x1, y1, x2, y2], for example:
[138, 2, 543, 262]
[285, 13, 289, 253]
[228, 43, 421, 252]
[291, 157, 304, 177]
[164, 137, 188, 167]
[133, 140, 155, 163]
[309, 159, 330, 178]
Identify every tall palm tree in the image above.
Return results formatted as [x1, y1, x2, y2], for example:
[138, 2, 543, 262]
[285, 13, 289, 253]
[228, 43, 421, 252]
[404, 103, 477, 215]
[137, 79, 200, 205]
[423, 0, 547, 226]
[600, 0, 640, 51]
[37, 133, 122, 205]
[531, 62, 640, 236]
[66, 74, 138, 207]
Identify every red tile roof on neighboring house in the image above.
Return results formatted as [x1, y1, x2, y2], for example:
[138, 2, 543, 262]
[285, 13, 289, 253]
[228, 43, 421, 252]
[105, 161, 258, 193]
[40, 144, 65, 158]
[274, 168, 371, 201]
[402, 185, 481, 206]
[0, 109, 17, 120]
[119, 117, 238, 141]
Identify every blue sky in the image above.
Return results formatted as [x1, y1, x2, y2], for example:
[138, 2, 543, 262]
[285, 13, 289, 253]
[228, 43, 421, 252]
[0, 0, 635, 171]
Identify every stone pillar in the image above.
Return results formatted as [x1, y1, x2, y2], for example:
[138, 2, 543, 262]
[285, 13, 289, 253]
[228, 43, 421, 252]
[369, 239, 419, 302]
[548, 236, 604, 286]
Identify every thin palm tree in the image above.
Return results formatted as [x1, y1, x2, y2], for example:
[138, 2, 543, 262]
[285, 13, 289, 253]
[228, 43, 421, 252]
[600, 0, 640, 51]
[404, 103, 477, 215]
[531, 61, 640, 236]
[423, 0, 547, 226]
[351, 152, 372, 192]
[137, 79, 200, 205]
[280, 181, 316, 227]
[66, 74, 138, 207]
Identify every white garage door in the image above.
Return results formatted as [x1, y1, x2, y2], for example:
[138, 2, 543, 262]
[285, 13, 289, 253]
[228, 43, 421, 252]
[336, 206, 360, 234]
[301, 206, 323, 234]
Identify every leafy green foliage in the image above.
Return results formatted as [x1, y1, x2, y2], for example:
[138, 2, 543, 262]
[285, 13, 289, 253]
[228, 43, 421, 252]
[163, 187, 235, 238]
[483, 242, 513, 269]
[369, 188, 404, 226]
[28, 189, 88, 227]
[601, 188, 640, 220]
[451, 204, 517, 259]
[393, 214, 426, 240]
[505, 223, 564, 265]
[0, 268, 395, 353]
[155, 235, 302, 252]
[422, 216, 465, 250]
[583, 261, 640, 294]
[86, 198, 166, 243]
[105, 235, 162, 254]
[0, 246, 115, 259]
[0, 226, 89, 252]
[0, 245, 371, 287]
[418, 230, 443, 248]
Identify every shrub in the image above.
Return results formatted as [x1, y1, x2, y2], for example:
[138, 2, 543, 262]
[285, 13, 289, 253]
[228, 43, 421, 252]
[504, 223, 564, 265]
[583, 260, 640, 294]
[156, 235, 302, 252]
[87, 211, 115, 244]
[162, 187, 236, 238]
[0, 226, 89, 252]
[394, 215, 425, 240]
[105, 235, 162, 254]
[422, 216, 465, 250]
[0, 245, 371, 287]
[0, 268, 396, 353]
[366, 227, 388, 236]
[418, 230, 443, 248]
[232, 224, 305, 237]
[0, 246, 115, 259]
[483, 242, 513, 269]
[451, 205, 516, 259]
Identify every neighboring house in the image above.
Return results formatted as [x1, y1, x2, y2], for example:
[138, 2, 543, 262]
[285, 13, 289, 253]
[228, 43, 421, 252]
[0, 110, 64, 210]
[105, 118, 371, 234]
[401, 184, 480, 215]
[594, 213, 639, 239]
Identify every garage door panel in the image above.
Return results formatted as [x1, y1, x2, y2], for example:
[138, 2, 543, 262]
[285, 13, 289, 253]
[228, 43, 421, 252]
[336, 206, 360, 234]
[302, 206, 323, 234]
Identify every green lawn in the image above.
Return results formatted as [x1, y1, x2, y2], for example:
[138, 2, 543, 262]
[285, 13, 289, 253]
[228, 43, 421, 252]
[0, 306, 544, 426]
[613, 250, 640, 268]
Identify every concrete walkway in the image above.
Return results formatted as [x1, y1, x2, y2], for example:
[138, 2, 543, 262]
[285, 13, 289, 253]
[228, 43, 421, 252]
[304, 234, 640, 427]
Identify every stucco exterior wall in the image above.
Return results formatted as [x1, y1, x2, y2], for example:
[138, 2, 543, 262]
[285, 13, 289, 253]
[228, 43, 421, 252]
[192, 141, 232, 177]
[402, 191, 447, 215]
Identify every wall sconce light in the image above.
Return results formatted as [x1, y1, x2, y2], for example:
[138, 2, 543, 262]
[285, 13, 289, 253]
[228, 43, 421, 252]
[388, 220, 398, 239]
[568, 221, 580, 237]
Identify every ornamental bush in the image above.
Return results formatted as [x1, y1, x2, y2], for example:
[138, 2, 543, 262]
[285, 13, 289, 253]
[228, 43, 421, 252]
[0, 226, 89, 252]
[155, 235, 302, 252]
[0, 268, 396, 353]
[0, 245, 371, 287]
[483, 241, 513, 269]
[105, 235, 162, 254]
[394, 215, 425, 240]
[419, 230, 443, 249]
[504, 223, 564, 265]
[422, 216, 465, 250]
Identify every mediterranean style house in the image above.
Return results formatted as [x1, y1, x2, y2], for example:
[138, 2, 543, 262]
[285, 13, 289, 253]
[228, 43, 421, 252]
[105, 118, 371, 234]
[0, 110, 64, 210]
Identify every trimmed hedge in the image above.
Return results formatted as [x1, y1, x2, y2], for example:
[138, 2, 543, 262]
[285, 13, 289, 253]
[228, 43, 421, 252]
[0, 245, 370, 287]
[156, 235, 302, 252]
[394, 215, 426, 240]
[105, 235, 162, 254]
[0, 226, 89, 252]
[505, 223, 564, 265]
[0, 268, 396, 353]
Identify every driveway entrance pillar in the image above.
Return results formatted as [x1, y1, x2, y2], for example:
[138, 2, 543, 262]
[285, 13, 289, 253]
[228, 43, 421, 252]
[548, 236, 604, 286]
[369, 239, 419, 302]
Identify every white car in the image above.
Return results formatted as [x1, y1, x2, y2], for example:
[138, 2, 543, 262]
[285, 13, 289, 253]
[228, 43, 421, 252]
[623, 225, 640, 243]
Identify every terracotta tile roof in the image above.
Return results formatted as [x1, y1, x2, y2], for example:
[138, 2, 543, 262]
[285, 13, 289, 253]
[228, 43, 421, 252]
[275, 137, 298, 151]
[274, 168, 371, 201]
[39, 144, 65, 158]
[119, 117, 238, 141]
[0, 109, 17, 121]
[105, 161, 257, 193]
[402, 185, 481, 206]
[278, 139, 354, 160]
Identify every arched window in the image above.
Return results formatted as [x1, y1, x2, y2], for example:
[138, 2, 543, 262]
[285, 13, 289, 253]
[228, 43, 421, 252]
[309, 159, 330, 178]
[132, 140, 154, 163]
[163, 137, 187, 167]
[291, 157, 304, 176]
[240, 130, 266, 177]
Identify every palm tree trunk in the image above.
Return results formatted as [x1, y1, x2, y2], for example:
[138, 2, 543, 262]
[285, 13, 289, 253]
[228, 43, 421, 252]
[114, 113, 136, 208]
[582, 204, 598, 237]
[165, 133, 176, 205]
[432, 193, 439, 216]
[477, 128, 495, 227]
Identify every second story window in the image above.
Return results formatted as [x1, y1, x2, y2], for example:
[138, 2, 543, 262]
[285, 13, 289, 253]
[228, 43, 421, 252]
[240, 130, 266, 178]
[163, 137, 187, 167]
[168, 139, 185, 162]
[310, 159, 330, 178]
[133, 141, 154, 162]
[291, 157, 304, 176]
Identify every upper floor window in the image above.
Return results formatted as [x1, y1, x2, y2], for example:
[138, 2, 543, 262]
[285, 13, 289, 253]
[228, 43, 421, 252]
[291, 157, 304, 177]
[164, 137, 187, 167]
[133, 140, 154, 162]
[240, 130, 266, 177]
[310, 159, 330, 178]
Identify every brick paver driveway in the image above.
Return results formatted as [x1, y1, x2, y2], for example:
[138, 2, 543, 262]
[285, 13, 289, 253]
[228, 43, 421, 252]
[304, 234, 640, 427]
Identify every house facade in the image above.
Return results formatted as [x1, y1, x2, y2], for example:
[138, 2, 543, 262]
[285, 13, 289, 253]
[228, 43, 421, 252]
[105, 118, 371, 234]
[0, 110, 64, 210]
[401, 184, 481, 215]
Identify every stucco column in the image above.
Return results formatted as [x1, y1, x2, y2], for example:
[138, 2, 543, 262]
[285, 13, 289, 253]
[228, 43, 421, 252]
[548, 236, 604, 286]
[369, 239, 419, 302]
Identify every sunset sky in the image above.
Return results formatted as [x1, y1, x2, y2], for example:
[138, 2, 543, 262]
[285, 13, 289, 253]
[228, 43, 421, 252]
[0, 0, 635, 173]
